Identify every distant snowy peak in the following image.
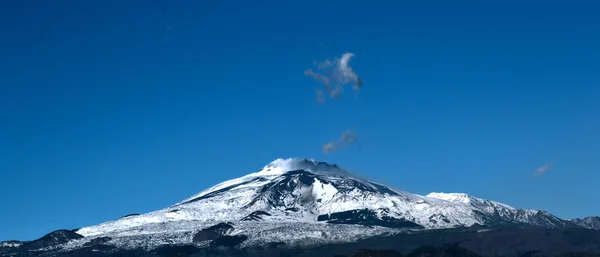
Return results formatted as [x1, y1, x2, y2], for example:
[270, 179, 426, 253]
[571, 216, 600, 230]
[426, 192, 516, 211]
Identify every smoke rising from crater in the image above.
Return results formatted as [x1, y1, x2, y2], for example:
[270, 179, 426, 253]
[305, 52, 364, 103]
[323, 130, 360, 154]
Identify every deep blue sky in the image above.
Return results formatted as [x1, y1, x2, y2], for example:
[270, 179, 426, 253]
[1, 0, 599, 241]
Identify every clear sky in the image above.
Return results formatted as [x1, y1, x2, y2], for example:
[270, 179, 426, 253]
[1, 0, 598, 241]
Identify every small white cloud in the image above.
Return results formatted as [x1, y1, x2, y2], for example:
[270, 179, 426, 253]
[336, 53, 359, 84]
[304, 69, 330, 87]
[534, 162, 553, 177]
[317, 59, 333, 70]
[316, 89, 325, 104]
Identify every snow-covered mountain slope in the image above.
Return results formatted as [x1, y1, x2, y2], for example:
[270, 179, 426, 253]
[571, 216, 600, 230]
[425, 192, 577, 228]
[68, 158, 589, 249]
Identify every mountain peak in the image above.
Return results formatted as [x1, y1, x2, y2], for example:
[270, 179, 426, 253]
[256, 158, 349, 177]
[175, 158, 352, 205]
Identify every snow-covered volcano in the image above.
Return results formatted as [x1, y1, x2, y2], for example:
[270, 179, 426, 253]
[70, 158, 581, 249]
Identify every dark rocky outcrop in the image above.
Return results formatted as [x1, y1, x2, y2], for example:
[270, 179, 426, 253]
[192, 222, 235, 243]
[120, 213, 140, 219]
[209, 235, 248, 248]
[241, 211, 272, 221]
[83, 237, 112, 247]
[317, 209, 424, 229]
[21, 229, 83, 250]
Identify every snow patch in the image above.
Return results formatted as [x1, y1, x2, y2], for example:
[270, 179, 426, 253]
[426, 192, 516, 211]
[426, 193, 473, 204]
[311, 178, 338, 202]
[0, 242, 22, 248]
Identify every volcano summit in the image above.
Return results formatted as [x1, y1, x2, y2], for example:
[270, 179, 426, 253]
[2, 158, 599, 257]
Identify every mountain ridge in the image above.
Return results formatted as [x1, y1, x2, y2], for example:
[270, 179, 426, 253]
[73, 158, 596, 241]
[571, 216, 600, 230]
[2, 158, 598, 256]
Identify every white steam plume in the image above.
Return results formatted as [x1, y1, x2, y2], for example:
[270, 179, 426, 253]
[305, 52, 364, 103]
